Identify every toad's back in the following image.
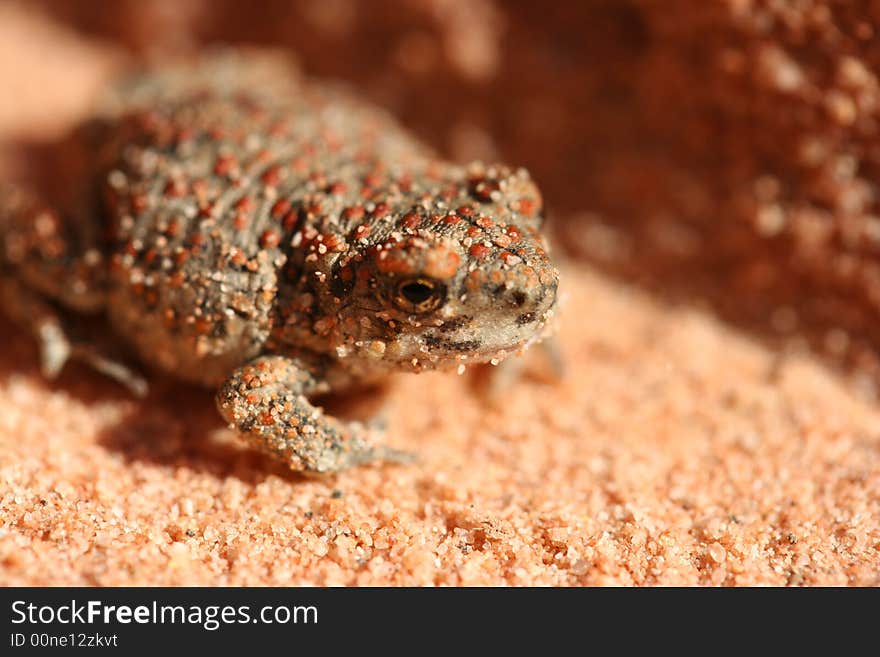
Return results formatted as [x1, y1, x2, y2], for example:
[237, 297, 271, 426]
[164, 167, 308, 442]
[98, 53, 431, 385]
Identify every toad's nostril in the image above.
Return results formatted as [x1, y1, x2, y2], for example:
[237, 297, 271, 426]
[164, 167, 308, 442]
[511, 291, 527, 307]
[516, 311, 537, 326]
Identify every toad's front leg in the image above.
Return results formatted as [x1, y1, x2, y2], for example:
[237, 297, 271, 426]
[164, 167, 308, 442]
[216, 355, 415, 474]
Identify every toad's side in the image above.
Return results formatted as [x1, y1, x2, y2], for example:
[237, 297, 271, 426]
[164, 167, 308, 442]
[0, 52, 559, 473]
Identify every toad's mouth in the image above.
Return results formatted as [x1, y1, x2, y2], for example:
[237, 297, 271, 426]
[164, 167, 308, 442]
[374, 310, 554, 369]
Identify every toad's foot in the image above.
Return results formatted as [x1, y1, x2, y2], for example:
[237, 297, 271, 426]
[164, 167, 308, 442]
[216, 355, 415, 474]
[69, 343, 149, 398]
[0, 277, 148, 397]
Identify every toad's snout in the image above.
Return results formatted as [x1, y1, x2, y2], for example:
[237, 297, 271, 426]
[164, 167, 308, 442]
[507, 276, 558, 327]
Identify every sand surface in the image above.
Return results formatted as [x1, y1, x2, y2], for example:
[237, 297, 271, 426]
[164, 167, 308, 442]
[0, 4, 878, 586]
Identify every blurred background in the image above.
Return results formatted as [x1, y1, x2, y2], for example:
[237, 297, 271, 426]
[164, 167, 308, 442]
[4, 0, 880, 393]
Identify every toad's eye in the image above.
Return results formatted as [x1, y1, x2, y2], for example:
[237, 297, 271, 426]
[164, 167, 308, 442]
[393, 277, 446, 314]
